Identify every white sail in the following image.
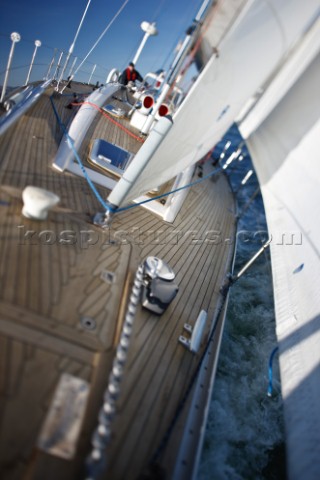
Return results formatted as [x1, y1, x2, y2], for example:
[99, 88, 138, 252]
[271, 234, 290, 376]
[245, 52, 320, 480]
[110, 0, 320, 206]
[239, 15, 320, 139]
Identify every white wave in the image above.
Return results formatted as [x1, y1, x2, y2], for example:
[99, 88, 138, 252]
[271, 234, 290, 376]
[198, 246, 284, 480]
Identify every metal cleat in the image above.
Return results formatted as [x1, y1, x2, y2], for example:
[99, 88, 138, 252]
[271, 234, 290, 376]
[179, 310, 207, 353]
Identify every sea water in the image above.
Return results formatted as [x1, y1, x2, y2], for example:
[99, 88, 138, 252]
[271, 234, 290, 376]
[197, 125, 286, 480]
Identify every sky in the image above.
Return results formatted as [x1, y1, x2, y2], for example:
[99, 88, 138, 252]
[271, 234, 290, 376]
[0, 0, 204, 87]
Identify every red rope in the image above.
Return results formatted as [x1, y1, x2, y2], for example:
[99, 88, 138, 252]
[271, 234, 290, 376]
[73, 101, 145, 143]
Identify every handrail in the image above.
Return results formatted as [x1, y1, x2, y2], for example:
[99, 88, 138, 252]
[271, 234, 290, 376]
[0, 79, 52, 136]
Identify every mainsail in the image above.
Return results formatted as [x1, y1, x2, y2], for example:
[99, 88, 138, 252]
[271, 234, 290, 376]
[108, 0, 320, 206]
[243, 50, 320, 480]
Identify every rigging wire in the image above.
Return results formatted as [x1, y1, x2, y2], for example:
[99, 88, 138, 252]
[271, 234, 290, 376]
[148, 0, 205, 74]
[62, 0, 131, 91]
[50, 94, 223, 215]
[123, 0, 168, 68]
[150, 0, 168, 22]
[228, 139, 277, 399]
[49, 95, 110, 211]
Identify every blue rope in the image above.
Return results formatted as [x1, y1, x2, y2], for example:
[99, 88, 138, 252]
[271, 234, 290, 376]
[50, 95, 114, 213]
[267, 346, 279, 397]
[50, 94, 223, 215]
[117, 166, 223, 212]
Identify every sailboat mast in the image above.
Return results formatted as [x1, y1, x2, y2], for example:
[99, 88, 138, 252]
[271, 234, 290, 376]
[141, 0, 214, 135]
[166, 0, 214, 84]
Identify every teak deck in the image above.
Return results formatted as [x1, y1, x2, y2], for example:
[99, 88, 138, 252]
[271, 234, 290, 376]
[0, 84, 236, 480]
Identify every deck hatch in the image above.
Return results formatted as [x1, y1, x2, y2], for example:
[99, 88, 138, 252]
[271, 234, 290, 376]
[88, 138, 133, 177]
